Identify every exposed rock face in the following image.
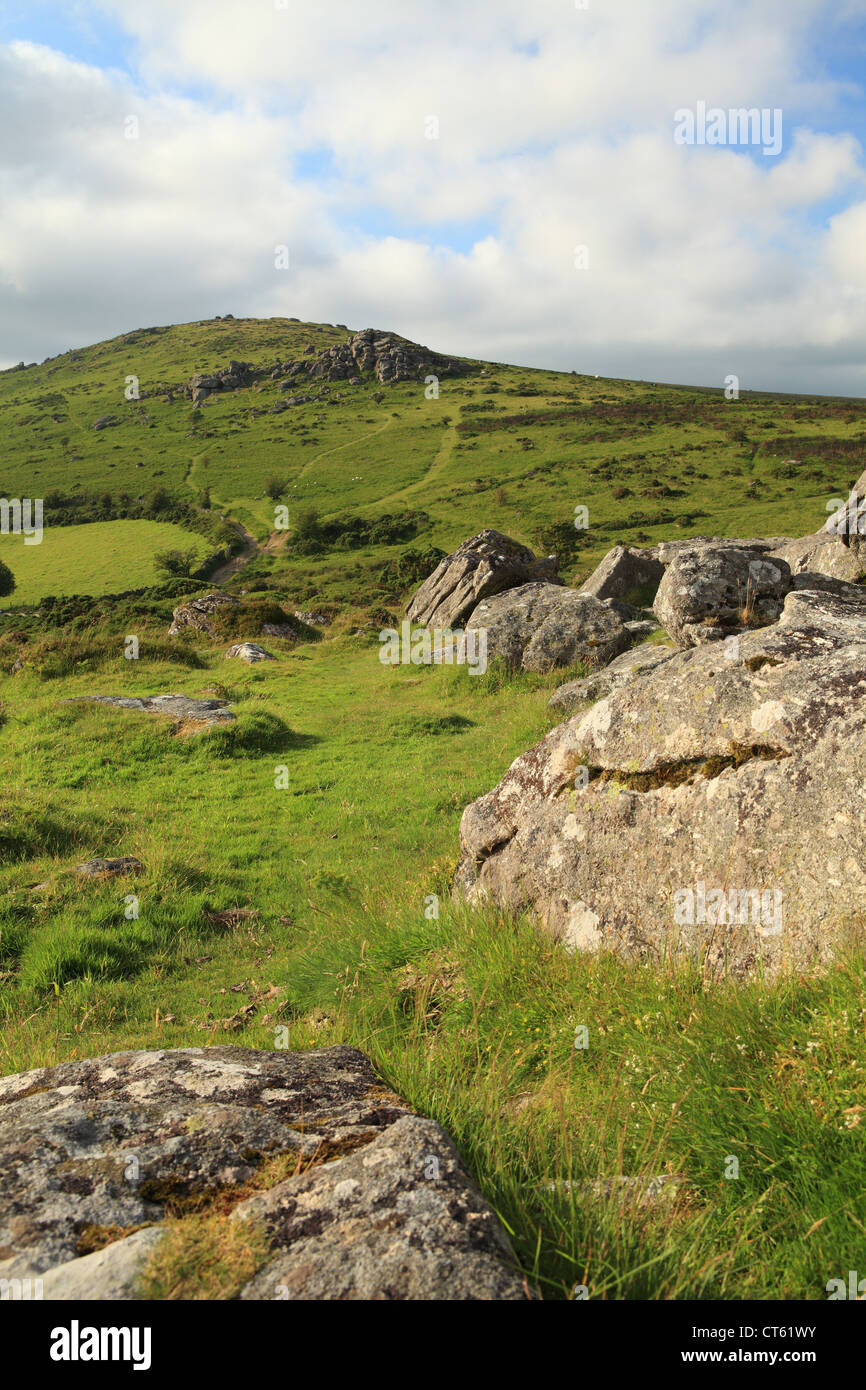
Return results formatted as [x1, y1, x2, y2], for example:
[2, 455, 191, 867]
[455, 587, 866, 981]
[63, 694, 235, 727]
[466, 583, 630, 673]
[579, 545, 664, 603]
[652, 547, 791, 646]
[225, 642, 275, 663]
[305, 329, 470, 385]
[0, 1047, 524, 1301]
[548, 641, 675, 715]
[168, 592, 239, 636]
[406, 530, 559, 630]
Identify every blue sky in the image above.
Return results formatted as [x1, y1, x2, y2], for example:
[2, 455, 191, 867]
[1, 0, 865, 394]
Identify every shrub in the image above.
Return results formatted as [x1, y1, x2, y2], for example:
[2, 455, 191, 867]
[0, 559, 15, 598]
[153, 548, 199, 578]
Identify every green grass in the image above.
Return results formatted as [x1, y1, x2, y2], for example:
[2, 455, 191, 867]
[0, 519, 210, 607]
[0, 316, 864, 1300]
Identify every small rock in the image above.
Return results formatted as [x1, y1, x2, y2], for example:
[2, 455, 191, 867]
[224, 642, 275, 663]
[74, 857, 144, 879]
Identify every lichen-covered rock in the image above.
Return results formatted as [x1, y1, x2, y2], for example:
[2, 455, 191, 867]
[769, 532, 864, 581]
[74, 857, 144, 879]
[548, 641, 675, 715]
[406, 530, 559, 630]
[579, 545, 664, 603]
[0, 1047, 524, 1300]
[235, 1115, 525, 1301]
[455, 588, 866, 981]
[466, 583, 630, 673]
[653, 546, 792, 646]
[168, 592, 239, 636]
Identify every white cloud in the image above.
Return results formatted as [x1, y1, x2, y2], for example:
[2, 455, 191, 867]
[0, 1, 865, 392]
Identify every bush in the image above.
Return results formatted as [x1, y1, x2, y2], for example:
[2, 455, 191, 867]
[379, 545, 446, 592]
[265, 476, 288, 501]
[0, 559, 15, 598]
[153, 547, 199, 578]
[534, 520, 585, 564]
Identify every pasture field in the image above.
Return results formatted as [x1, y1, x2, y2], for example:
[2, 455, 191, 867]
[0, 519, 210, 607]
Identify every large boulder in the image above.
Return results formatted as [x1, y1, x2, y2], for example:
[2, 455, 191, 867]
[653, 546, 791, 646]
[466, 583, 630, 673]
[455, 587, 866, 981]
[406, 530, 559, 630]
[0, 1046, 524, 1300]
[579, 545, 664, 604]
[168, 592, 239, 636]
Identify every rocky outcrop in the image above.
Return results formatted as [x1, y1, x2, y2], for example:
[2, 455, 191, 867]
[652, 546, 791, 646]
[0, 1047, 525, 1301]
[407, 531, 559, 630]
[168, 592, 239, 636]
[63, 695, 235, 726]
[455, 586, 866, 981]
[466, 583, 630, 673]
[305, 329, 470, 385]
[186, 360, 260, 405]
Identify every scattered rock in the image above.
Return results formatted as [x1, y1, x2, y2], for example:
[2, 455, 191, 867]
[407, 530, 559, 630]
[0, 1046, 525, 1300]
[168, 592, 239, 636]
[225, 642, 275, 664]
[466, 583, 630, 673]
[91, 416, 116, 431]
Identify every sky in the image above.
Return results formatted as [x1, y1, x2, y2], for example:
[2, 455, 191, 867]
[1, 0, 865, 394]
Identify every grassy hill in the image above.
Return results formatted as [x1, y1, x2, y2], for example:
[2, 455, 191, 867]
[0, 317, 864, 1300]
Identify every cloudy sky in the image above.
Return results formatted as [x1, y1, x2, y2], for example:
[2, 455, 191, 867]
[1, 0, 865, 394]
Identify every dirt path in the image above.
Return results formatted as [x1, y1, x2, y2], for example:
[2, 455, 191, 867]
[372, 423, 457, 510]
[208, 521, 258, 584]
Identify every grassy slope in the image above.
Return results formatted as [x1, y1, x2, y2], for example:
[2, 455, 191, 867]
[0, 318, 864, 1299]
[0, 519, 209, 606]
